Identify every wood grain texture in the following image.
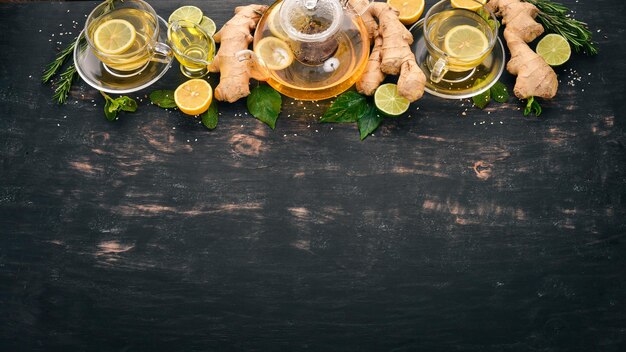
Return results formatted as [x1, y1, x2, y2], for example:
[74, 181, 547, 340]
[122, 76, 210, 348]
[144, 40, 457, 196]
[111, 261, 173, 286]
[1, 1, 625, 351]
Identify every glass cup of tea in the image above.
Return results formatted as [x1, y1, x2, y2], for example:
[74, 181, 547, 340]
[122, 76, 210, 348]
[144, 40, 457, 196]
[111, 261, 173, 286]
[167, 20, 216, 78]
[84, 0, 171, 77]
[423, 0, 499, 83]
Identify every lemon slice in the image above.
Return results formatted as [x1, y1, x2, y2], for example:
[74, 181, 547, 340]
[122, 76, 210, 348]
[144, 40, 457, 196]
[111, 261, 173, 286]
[387, 0, 425, 25]
[199, 16, 216, 36]
[174, 79, 213, 116]
[536, 33, 571, 66]
[444, 25, 489, 58]
[451, 0, 486, 11]
[93, 19, 136, 55]
[374, 83, 410, 116]
[254, 37, 294, 71]
[267, 8, 288, 40]
[168, 6, 203, 24]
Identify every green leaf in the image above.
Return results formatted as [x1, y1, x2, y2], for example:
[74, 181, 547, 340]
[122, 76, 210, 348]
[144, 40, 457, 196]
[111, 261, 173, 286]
[490, 81, 509, 103]
[358, 105, 384, 140]
[118, 96, 137, 112]
[320, 91, 368, 123]
[472, 89, 491, 109]
[149, 90, 177, 108]
[104, 100, 118, 121]
[201, 100, 219, 130]
[524, 96, 542, 117]
[108, 99, 120, 113]
[247, 85, 282, 129]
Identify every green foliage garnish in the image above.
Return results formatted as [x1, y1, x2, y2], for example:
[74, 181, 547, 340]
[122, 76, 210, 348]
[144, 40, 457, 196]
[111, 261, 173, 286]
[320, 91, 368, 123]
[202, 101, 219, 130]
[149, 90, 177, 108]
[526, 0, 597, 55]
[52, 64, 77, 105]
[42, 40, 76, 83]
[472, 80, 509, 109]
[101, 91, 137, 121]
[357, 105, 384, 140]
[321, 91, 393, 140]
[247, 85, 282, 129]
[523, 96, 542, 117]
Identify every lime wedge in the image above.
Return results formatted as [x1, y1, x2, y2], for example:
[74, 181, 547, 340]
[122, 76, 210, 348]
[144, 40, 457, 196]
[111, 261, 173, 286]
[374, 83, 410, 116]
[199, 16, 216, 36]
[93, 19, 136, 55]
[168, 6, 203, 24]
[536, 33, 571, 66]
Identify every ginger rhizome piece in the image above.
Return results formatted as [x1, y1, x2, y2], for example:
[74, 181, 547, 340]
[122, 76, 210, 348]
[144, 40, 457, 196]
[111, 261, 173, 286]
[208, 5, 268, 103]
[356, 2, 426, 102]
[487, 0, 558, 99]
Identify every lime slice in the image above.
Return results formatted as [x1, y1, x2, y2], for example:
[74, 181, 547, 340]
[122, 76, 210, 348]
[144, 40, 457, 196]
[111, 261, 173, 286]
[451, 0, 486, 11]
[374, 83, 410, 116]
[254, 37, 294, 71]
[199, 16, 216, 36]
[444, 24, 489, 58]
[536, 33, 571, 66]
[93, 19, 136, 55]
[168, 6, 203, 24]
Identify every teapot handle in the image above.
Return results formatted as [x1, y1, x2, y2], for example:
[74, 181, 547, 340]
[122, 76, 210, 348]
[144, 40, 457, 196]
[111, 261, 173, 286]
[235, 50, 271, 82]
[342, 0, 373, 16]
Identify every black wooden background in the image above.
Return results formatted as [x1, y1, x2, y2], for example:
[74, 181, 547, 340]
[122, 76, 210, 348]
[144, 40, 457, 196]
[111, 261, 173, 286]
[1, 0, 625, 351]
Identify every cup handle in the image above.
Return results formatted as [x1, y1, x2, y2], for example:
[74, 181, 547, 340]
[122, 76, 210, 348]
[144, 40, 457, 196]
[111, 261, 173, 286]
[430, 57, 448, 83]
[235, 49, 270, 81]
[151, 42, 172, 64]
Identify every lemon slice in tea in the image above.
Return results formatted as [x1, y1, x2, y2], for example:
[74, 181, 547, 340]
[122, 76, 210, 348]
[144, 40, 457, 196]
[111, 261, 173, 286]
[444, 25, 489, 58]
[387, 0, 425, 25]
[374, 83, 410, 116]
[93, 19, 136, 55]
[267, 8, 288, 40]
[169, 6, 203, 24]
[451, 0, 486, 11]
[536, 33, 571, 66]
[254, 37, 294, 71]
[199, 16, 217, 36]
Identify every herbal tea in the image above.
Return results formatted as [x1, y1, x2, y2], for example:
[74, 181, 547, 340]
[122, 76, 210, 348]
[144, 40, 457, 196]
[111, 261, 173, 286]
[426, 8, 494, 72]
[87, 8, 158, 72]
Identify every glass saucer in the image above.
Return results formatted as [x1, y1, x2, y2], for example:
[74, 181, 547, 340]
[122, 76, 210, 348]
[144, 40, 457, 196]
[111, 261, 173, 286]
[409, 19, 506, 99]
[73, 16, 172, 94]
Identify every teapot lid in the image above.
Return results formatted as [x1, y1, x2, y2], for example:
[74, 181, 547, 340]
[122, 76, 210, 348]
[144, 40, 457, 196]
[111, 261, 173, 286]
[279, 0, 345, 43]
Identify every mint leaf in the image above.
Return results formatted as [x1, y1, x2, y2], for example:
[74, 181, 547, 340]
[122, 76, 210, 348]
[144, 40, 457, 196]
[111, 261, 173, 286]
[149, 90, 177, 108]
[472, 89, 491, 109]
[490, 81, 509, 103]
[358, 105, 384, 140]
[118, 96, 137, 112]
[202, 100, 218, 130]
[320, 91, 368, 123]
[104, 100, 118, 121]
[247, 85, 282, 129]
[524, 96, 542, 116]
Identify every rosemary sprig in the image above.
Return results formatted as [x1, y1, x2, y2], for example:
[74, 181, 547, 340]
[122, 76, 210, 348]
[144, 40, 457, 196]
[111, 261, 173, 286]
[42, 39, 76, 83]
[53, 64, 77, 104]
[526, 0, 598, 55]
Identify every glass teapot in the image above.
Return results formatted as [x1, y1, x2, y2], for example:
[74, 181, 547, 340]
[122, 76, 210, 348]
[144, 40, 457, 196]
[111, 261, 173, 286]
[247, 0, 373, 100]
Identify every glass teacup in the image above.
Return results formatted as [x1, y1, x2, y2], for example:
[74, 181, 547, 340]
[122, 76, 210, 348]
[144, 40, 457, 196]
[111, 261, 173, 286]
[85, 0, 171, 77]
[424, 0, 499, 83]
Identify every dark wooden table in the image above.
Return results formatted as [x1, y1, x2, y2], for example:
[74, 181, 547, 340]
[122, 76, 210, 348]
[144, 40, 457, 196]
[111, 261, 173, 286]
[1, 0, 625, 350]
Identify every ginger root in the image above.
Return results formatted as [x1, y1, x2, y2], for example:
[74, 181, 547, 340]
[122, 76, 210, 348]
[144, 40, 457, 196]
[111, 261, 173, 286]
[487, 0, 558, 99]
[356, 2, 425, 102]
[208, 5, 268, 103]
